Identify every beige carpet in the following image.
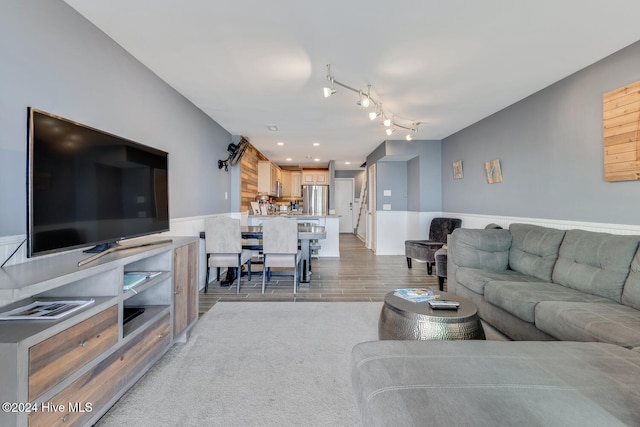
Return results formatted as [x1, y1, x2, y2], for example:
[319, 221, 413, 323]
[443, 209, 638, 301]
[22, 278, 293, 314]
[96, 302, 382, 426]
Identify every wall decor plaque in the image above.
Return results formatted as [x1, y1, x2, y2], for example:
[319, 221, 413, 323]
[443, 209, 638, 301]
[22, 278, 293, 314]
[484, 159, 502, 184]
[603, 80, 640, 182]
[452, 160, 463, 179]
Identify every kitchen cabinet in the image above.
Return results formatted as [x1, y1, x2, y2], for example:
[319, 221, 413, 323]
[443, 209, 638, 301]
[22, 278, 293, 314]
[280, 171, 302, 197]
[302, 170, 329, 185]
[291, 172, 302, 197]
[258, 161, 281, 195]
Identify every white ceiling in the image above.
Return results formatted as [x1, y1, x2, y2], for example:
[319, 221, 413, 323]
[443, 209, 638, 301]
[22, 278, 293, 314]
[64, 0, 640, 170]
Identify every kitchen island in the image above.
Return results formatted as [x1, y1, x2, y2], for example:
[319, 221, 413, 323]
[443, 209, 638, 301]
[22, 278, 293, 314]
[247, 214, 340, 258]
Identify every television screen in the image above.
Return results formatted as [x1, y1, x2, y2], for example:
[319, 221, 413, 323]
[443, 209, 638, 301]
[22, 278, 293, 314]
[27, 108, 169, 257]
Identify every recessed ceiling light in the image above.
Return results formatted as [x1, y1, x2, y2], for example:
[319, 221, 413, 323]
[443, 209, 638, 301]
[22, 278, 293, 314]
[286, 158, 292, 161]
[276, 141, 284, 146]
[345, 161, 351, 165]
[267, 125, 278, 131]
[314, 158, 320, 162]
[312, 142, 320, 146]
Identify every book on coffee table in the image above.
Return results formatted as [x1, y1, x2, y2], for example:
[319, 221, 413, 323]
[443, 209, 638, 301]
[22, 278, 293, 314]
[394, 288, 440, 303]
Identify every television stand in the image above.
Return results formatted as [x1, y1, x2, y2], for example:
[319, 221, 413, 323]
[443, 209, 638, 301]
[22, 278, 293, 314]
[83, 241, 121, 253]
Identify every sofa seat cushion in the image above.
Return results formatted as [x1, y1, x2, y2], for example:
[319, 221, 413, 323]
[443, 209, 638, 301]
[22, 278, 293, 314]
[536, 301, 640, 348]
[455, 267, 541, 295]
[484, 281, 614, 323]
[509, 224, 566, 281]
[552, 230, 640, 302]
[351, 340, 640, 427]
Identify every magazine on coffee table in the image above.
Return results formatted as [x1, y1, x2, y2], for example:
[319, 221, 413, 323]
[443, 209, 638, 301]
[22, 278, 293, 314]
[0, 299, 95, 320]
[394, 288, 440, 303]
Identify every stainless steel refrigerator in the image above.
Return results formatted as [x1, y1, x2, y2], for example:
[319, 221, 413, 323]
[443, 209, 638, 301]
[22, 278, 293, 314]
[302, 185, 329, 215]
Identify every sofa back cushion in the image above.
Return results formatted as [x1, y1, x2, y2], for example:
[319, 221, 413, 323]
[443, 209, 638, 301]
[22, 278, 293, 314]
[552, 229, 640, 302]
[508, 224, 565, 282]
[449, 228, 512, 270]
[622, 248, 640, 310]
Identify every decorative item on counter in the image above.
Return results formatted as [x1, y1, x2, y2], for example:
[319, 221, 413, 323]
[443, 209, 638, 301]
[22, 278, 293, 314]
[258, 194, 270, 215]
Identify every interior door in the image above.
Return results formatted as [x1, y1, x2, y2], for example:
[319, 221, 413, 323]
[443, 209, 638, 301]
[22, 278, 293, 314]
[334, 178, 354, 233]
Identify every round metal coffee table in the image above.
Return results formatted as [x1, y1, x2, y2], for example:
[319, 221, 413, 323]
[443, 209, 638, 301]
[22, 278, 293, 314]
[379, 291, 485, 340]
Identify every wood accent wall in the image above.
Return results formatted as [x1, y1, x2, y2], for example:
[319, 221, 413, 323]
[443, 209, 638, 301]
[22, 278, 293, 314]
[239, 142, 268, 212]
[603, 81, 640, 182]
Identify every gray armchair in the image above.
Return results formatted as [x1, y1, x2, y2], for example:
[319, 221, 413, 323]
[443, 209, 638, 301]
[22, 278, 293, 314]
[404, 217, 462, 275]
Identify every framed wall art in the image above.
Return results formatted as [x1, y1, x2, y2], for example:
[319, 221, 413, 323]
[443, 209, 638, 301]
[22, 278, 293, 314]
[484, 159, 503, 184]
[452, 160, 463, 179]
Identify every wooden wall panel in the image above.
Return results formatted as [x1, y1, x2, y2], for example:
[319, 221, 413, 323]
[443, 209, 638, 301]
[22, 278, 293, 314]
[239, 142, 268, 212]
[603, 81, 640, 182]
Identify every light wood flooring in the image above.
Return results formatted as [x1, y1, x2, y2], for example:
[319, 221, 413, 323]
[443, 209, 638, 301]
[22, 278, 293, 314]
[199, 233, 441, 316]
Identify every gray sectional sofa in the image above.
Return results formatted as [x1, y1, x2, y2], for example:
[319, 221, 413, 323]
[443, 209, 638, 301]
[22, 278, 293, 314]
[448, 223, 640, 347]
[351, 224, 640, 426]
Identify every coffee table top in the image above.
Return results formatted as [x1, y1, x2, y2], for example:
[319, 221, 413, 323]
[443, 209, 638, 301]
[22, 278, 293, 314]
[384, 291, 478, 320]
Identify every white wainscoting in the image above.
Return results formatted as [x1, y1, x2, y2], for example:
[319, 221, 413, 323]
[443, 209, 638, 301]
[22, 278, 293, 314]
[443, 212, 640, 235]
[375, 211, 409, 255]
[373, 211, 640, 256]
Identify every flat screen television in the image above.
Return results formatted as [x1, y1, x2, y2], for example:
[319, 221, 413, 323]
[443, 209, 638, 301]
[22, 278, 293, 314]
[27, 108, 169, 257]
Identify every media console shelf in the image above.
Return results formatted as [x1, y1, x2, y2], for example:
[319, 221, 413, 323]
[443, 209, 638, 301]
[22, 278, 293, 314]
[0, 236, 198, 427]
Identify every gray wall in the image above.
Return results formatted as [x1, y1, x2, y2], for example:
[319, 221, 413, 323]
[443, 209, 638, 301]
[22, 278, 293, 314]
[0, 0, 232, 238]
[442, 40, 640, 225]
[376, 162, 408, 211]
[367, 139, 442, 212]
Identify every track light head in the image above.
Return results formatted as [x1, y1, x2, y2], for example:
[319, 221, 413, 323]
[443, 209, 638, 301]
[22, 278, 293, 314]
[369, 111, 380, 120]
[406, 133, 413, 141]
[386, 127, 395, 136]
[323, 84, 336, 98]
[383, 117, 391, 127]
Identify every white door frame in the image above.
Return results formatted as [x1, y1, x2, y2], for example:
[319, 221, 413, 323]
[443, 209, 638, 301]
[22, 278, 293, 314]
[367, 164, 376, 251]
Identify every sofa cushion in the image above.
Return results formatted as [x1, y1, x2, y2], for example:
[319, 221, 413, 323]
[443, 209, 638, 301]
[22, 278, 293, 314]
[449, 228, 512, 270]
[351, 340, 640, 427]
[508, 224, 565, 282]
[622, 248, 640, 310]
[552, 230, 640, 302]
[455, 267, 541, 295]
[536, 301, 640, 348]
[484, 281, 613, 323]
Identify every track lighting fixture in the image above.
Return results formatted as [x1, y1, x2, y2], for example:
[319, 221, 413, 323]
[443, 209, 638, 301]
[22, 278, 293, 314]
[406, 125, 417, 141]
[323, 64, 421, 138]
[323, 82, 336, 98]
[369, 104, 381, 120]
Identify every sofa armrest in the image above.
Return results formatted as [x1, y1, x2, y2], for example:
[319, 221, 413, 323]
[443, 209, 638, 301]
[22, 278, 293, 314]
[449, 228, 512, 270]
